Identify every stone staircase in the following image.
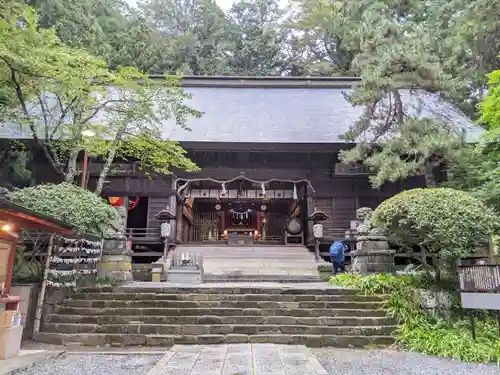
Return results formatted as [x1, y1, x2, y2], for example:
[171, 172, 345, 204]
[36, 284, 396, 347]
[173, 245, 326, 282]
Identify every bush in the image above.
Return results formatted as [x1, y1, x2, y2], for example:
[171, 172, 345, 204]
[329, 273, 500, 363]
[372, 188, 498, 259]
[9, 183, 119, 234]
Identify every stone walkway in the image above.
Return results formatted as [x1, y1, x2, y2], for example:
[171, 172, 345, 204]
[147, 344, 328, 375]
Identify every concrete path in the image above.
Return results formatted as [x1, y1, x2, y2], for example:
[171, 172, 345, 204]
[147, 344, 328, 375]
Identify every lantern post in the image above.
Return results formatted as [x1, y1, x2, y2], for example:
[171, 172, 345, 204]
[307, 210, 329, 262]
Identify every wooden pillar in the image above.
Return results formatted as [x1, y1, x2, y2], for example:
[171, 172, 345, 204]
[175, 200, 183, 243]
[306, 185, 315, 246]
[122, 195, 129, 230]
[220, 210, 225, 234]
[256, 211, 261, 239]
[4, 239, 17, 293]
[168, 179, 178, 244]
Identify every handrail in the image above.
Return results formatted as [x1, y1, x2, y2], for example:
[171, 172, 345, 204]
[125, 227, 161, 242]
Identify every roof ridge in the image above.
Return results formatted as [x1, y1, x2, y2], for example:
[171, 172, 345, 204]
[149, 75, 361, 89]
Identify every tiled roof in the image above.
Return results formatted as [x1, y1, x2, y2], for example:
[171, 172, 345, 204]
[0, 76, 482, 143]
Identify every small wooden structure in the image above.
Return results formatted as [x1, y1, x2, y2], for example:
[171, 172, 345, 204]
[0, 196, 73, 294]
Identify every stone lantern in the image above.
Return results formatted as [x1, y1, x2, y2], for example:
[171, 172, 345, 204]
[155, 209, 176, 260]
[350, 207, 396, 274]
[307, 210, 329, 261]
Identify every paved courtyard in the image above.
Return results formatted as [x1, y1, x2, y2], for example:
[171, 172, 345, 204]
[10, 344, 500, 375]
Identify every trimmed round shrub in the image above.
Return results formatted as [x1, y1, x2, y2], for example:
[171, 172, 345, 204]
[9, 183, 119, 234]
[372, 188, 498, 259]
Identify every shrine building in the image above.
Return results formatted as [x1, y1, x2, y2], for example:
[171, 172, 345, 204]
[0, 76, 478, 262]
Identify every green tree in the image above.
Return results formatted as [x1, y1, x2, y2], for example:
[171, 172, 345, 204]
[139, 0, 233, 75]
[436, 0, 500, 117]
[313, 0, 473, 187]
[0, 3, 200, 193]
[372, 188, 498, 269]
[28, 0, 163, 72]
[290, 0, 356, 76]
[446, 68, 500, 215]
[227, 0, 288, 75]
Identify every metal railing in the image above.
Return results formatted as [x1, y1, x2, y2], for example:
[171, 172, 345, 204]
[170, 252, 203, 272]
[458, 265, 500, 292]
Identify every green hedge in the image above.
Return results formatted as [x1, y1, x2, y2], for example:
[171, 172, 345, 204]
[373, 188, 498, 259]
[329, 273, 500, 363]
[9, 183, 118, 234]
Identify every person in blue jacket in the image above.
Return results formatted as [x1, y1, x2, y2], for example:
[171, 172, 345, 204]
[329, 240, 346, 274]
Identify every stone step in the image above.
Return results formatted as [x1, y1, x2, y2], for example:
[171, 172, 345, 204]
[203, 268, 318, 275]
[54, 306, 387, 317]
[202, 269, 319, 275]
[62, 300, 382, 310]
[204, 268, 319, 273]
[176, 245, 311, 252]
[200, 257, 317, 262]
[34, 332, 395, 347]
[182, 251, 315, 255]
[43, 323, 396, 336]
[46, 314, 395, 326]
[202, 258, 318, 263]
[69, 293, 383, 302]
[202, 276, 321, 283]
[75, 286, 360, 295]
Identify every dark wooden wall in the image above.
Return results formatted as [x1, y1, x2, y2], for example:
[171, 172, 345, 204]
[146, 197, 171, 232]
[22, 143, 427, 242]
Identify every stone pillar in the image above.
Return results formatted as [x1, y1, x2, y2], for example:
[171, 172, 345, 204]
[351, 236, 396, 274]
[99, 239, 133, 282]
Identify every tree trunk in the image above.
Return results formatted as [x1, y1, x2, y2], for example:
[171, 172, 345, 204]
[424, 161, 437, 188]
[33, 235, 53, 336]
[432, 255, 441, 282]
[393, 90, 404, 124]
[419, 245, 433, 278]
[94, 130, 123, 196]
[64, 150, 80, 184]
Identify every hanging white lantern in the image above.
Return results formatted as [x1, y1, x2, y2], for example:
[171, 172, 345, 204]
[293, 183, 298, 200]
[261, 183, 266, 196]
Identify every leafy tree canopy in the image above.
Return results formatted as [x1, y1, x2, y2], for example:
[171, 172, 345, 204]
[8, 183, 119, 234]
[0, 2, 201, 194]
[446, 68, 500, 215]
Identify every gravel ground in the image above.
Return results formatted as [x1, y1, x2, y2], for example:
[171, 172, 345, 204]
[312, 348, 500, 375]
[14, 354, 161, 375]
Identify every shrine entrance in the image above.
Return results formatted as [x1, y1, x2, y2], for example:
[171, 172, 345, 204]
[180, 177, 313, 245]
[189, 198, 294, 245]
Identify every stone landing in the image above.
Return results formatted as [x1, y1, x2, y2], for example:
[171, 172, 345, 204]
[147, 344, 328, 375]
[173, 245, 327, 282]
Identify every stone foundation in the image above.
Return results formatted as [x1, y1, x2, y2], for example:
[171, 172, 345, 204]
[351, 236, 395, 274]
[166, 268, 202, 284]
[99, 239, 133, 282]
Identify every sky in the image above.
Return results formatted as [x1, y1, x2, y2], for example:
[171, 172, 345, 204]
[216, 0, 234, 9]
